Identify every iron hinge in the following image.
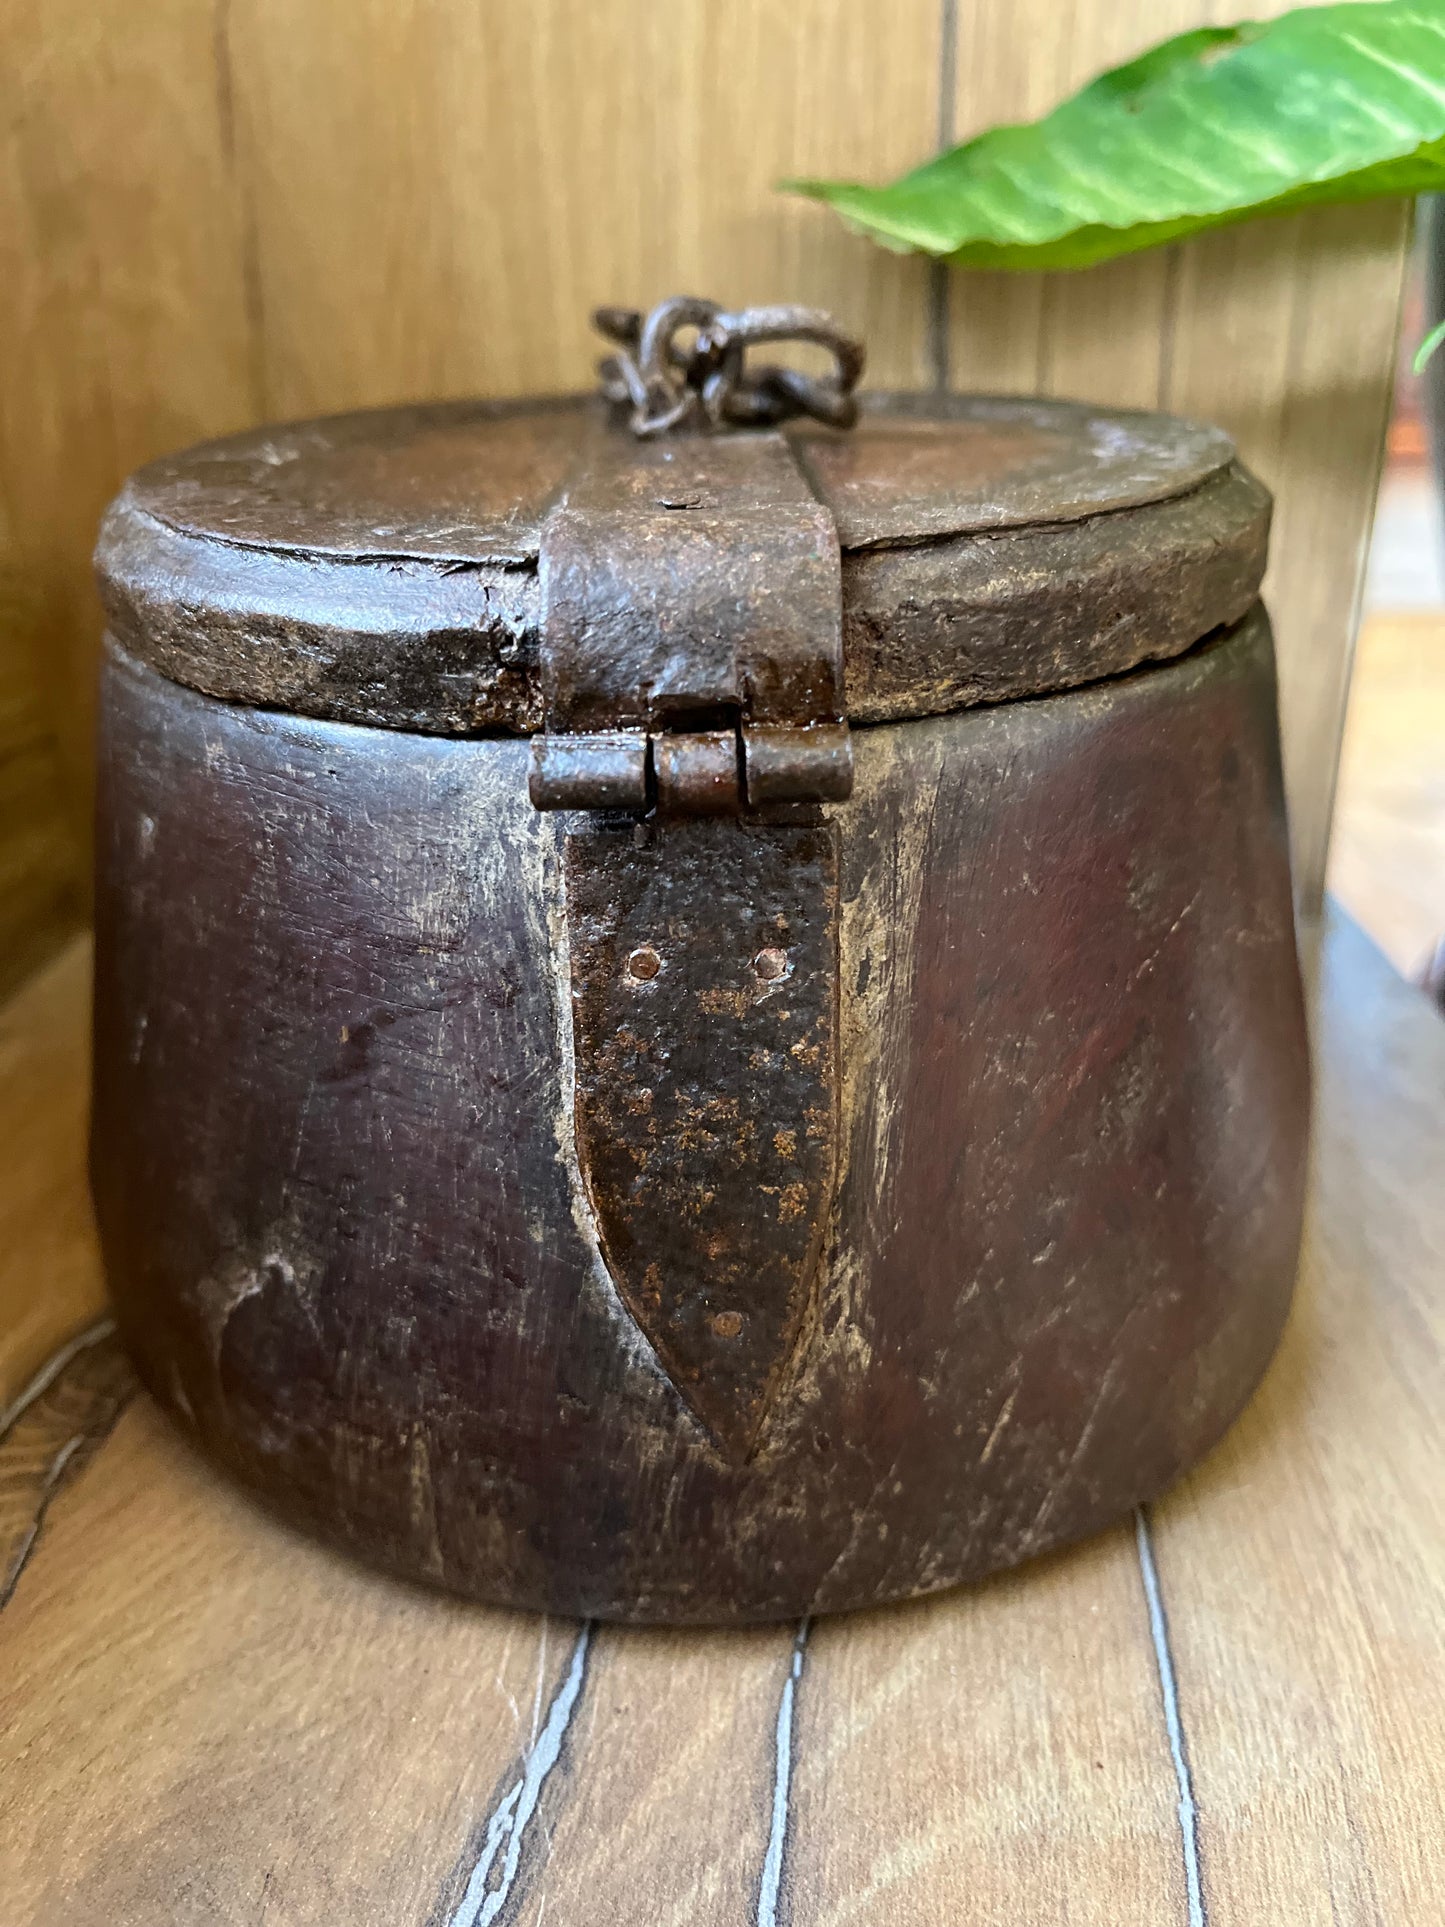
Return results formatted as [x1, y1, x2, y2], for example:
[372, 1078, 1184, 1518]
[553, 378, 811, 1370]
[528, 718, 852, 815]
[529, 404, 852, 820]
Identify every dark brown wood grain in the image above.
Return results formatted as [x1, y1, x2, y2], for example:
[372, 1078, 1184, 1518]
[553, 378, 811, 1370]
[91, 605, 1308, 1622]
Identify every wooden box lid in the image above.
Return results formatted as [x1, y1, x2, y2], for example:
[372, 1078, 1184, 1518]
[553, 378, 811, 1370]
[95, 392, 1268, 737]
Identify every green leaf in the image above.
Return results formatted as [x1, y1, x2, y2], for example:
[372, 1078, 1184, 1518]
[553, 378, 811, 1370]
[1416, 316, 1445, 371]
[786, 1, 1445, 270]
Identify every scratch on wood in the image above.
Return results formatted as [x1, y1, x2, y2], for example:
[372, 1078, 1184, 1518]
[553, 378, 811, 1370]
[445, 1621, 592, 1927]
[756, 1618, 810, 1927]
[1135, 1507, 1208, 1927]
[978, 1386, 1018, 1466]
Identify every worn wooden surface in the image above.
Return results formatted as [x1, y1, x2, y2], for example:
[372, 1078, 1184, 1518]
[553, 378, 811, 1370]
[94, 394, 1269, 736]
[89, 615, 1308, 1622]
[0, 0, 1406, 973]
[2, 905, 1442, 1920]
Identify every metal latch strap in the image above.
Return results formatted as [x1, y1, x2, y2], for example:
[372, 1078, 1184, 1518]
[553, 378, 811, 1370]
[529, 406, 847, 1461]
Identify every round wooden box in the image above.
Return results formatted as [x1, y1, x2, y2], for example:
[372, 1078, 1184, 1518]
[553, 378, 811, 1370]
[90, 386, 1308, 1623]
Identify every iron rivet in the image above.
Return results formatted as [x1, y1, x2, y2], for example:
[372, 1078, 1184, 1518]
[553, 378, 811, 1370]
[753, 947, 789, 983]
[627, 945, 662, 982]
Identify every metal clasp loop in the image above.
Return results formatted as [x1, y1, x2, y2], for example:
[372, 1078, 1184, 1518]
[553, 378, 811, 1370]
[595, 297, 865, 439]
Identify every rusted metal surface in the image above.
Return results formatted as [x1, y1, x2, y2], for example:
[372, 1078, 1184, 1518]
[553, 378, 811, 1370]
[593, 296, 864, 437]
[565, 818, 839, 1462]
[94, 397, 1267, 738]
[93, 607, 1309, 1623]
[530, 421, 849, 813]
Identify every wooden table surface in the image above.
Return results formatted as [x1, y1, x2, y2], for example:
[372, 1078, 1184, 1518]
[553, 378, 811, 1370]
[2, 909, 1442, 1925]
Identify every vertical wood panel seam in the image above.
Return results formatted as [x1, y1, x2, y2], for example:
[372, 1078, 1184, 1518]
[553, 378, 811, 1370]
[1156, 245, 1185, 413]
[1134, 1507, 1208, 1927]
[211, 0, 268, 421]
[1304, 231, 1410, 903]
[926, 0, 959, 390]
[1037, 276, 1055, 396]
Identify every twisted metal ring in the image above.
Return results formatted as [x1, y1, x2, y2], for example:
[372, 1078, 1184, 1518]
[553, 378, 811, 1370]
[595, 297, 864, 438]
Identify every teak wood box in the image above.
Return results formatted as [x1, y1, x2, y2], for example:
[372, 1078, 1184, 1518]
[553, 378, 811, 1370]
[91, 385, 1310, 1625]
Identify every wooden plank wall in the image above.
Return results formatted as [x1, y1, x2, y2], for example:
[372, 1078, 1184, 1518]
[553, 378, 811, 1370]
[0, 0, 1407, 995]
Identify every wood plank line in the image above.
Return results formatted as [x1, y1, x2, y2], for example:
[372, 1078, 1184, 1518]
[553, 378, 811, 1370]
[435, 1622, 594, 1927]
[926, 0, 960, 390]
[1163, 201, 1409, 908]
[1135, 1508, 1207, 1927]
[0, 1317, 115, 1441]
[0, 0, 1406, 919]
[211, 0, 270, 424]
[500, 1619, 794, 1926]
[757, 1619, 810, 1927]
[0, 1322, 134, 1611]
